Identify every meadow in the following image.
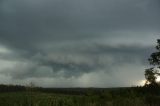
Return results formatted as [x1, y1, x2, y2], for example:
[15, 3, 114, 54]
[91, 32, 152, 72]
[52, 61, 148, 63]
[0, 85, 160, 106]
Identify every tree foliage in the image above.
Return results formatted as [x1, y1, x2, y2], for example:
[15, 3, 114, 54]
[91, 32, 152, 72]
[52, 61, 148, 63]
[145, 39, 160, 87]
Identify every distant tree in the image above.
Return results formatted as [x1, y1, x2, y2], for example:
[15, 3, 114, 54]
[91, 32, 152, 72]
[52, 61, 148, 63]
[145, 39, 160, 87]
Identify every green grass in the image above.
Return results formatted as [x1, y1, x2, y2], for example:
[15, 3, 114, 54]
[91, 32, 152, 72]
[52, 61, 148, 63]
[0, 91, 159, 106]
[0, 87, 160, 106]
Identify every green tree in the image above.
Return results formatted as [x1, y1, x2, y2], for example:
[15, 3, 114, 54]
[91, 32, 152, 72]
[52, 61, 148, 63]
[145, 39, 160, 87]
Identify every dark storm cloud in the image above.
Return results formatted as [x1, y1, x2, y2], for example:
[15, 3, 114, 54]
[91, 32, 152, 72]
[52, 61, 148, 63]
[0, 0, 159, 87]
[0, 44, 153, 80]
[0, 0, 159, 50]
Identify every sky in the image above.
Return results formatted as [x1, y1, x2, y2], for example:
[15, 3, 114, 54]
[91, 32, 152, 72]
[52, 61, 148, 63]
[0, 0, 160, 87]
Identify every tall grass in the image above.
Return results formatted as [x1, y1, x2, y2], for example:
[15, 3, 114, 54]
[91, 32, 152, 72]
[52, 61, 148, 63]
[0, 90, 160, 106]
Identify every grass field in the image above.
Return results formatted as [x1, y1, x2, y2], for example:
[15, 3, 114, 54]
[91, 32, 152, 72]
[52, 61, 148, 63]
[0, 87, 160, 106]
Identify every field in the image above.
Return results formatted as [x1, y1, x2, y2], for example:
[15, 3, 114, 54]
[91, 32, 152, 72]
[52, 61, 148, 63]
[0, 86, 160, 106]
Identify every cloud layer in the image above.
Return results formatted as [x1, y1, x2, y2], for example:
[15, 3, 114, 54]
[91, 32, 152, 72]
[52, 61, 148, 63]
[0, 0, 159, 87]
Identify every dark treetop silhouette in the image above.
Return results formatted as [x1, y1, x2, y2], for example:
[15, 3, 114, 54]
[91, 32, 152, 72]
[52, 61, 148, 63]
[145, 39, 160, 87]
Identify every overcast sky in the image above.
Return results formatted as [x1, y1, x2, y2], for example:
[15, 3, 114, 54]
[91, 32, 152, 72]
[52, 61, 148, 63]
[0, 0, 160, 87]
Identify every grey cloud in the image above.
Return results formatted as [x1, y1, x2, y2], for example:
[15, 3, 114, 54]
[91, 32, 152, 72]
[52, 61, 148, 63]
[0, 0, 159, 50]
[0, 0, 159, 87]
[0, 43, 153, 80]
